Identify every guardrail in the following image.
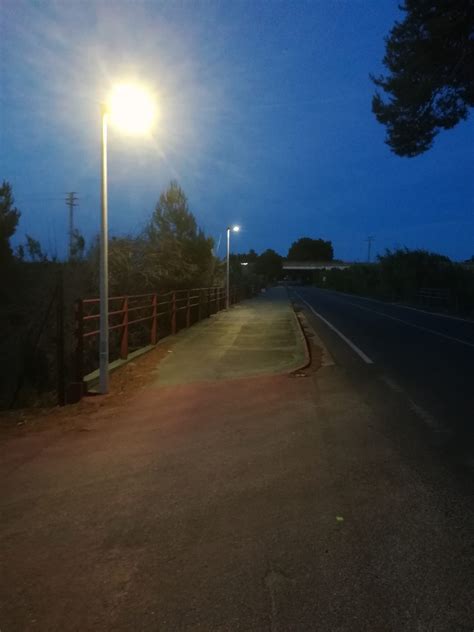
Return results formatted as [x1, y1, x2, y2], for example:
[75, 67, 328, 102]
[74, 286, 239, 387]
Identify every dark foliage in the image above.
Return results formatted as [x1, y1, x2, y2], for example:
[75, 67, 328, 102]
[83, 181, 217, 295]
[287, 237, 333, 261]
[319, 248, 474, 314]
[1, 181, 221, 408]
[254, 249, 283, 283]
[25, 234, 48, 262]
[372, 1, 474, 156]
[144, 180, 215, 290]
[0, 181, 21, 263]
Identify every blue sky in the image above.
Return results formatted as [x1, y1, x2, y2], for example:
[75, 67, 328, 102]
[1, 0, 473, 262]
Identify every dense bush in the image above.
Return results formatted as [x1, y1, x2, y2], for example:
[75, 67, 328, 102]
[0, 261, 91, 408]
[319, 249, 474, 314]
[0, 181, 222, 409]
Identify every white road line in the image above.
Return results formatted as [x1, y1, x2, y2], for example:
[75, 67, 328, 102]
[377, 302, 474, 324]
[315, 288, 474, 324]
[343, 300, 474, 349]
[380, 375, 449, 435]
[293, 291, 374, 364]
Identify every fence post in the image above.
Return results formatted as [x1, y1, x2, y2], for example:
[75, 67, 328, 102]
[186, 290, 191, 327]
[56, 273, 66, 406]
[151, 293, 157, 345]
[171, 292, 177, 334]
[197, 289, 203, 322]
[120, 297, 128, 359]
[74, 299, 84, 385]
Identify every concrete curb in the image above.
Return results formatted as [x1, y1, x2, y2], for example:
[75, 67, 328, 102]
[285, 287, 312, 373]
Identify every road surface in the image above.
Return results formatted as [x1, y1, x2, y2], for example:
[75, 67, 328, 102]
[291, 286, 474, 467]
[1, 288, 473, 630]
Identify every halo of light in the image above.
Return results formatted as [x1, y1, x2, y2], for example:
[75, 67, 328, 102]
[108, 83, 156, 134]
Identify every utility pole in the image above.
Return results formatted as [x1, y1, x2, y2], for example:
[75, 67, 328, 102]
[65, 192, 78, 261]
[366, 235, 375, 263]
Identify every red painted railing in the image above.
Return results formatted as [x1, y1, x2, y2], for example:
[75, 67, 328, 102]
[74, 286, 238, 384]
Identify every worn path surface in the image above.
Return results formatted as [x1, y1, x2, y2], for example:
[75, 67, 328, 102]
[1, 287, 473, 631]
[156, 287, 307, 384]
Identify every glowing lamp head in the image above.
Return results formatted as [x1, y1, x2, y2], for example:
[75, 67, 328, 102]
[232, 225, 240, 232]
[107, 84, 156, 134]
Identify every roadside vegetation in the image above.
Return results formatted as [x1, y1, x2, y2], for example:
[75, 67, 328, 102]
[314, 249, 474, 316]
[0, 180, 220, 409]
[0, 180, 287, 409]
[3, 168, 474, 411]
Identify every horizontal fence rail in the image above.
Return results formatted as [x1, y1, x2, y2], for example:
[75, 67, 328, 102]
[74, 286, 242, 388]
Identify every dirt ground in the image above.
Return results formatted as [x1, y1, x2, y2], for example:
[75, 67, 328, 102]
[0, 304, 320, 440]
[0, 339, 174, 439]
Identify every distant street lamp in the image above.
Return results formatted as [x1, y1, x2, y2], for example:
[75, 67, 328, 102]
[99, 83, 155, 394]
[226, 225, 240, 309]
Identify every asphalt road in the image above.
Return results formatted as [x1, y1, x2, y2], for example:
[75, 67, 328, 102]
[1, 288, 473, 630]
[291, 286, 474, 467]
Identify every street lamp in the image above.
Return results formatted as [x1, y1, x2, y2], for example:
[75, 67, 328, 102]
[99, 83, 155, 394]
[226, 225, 240, 310]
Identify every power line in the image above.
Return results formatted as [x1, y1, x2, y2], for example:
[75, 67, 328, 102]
[365, 235, 375, 263]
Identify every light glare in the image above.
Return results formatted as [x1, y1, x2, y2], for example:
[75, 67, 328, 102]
[108, 84, 156, 134]
[232, 225, 240, 232]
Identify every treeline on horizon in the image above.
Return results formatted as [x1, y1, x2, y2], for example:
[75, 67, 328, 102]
[310, 250, 474, 315]
[2, 175, 474, 325]
[1, 180, 220, 295]
[0, 179, 334, 408]
[0, 179, 224, 410]
[1, 179, 334, 295]
[2, 178, 474, 409]
[3, 176, 473, 301]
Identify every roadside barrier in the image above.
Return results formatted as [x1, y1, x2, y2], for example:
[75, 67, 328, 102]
[73, 286, 239, 392]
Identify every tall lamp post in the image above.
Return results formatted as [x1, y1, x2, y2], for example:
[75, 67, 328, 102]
[99, 84, 155, 394]
[226, 225, 240, 309]
[99, 105, 109, 395]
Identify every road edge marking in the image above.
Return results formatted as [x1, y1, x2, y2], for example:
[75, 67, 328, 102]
[315, 288, 474, 324]
[293, 291, 374, 365]
[344, 300, 474, 349]
[380, 375, 450, 436]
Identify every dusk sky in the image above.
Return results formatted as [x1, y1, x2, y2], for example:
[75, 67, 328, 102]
[1, 0, 473, 262]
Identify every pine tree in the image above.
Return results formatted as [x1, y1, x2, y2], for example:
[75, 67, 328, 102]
[0, 181, 21, 263]
[372, 1, 474, 156]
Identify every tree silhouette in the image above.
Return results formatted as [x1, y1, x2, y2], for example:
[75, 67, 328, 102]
[0, 181, 21, 263]
[372, 1, 474, 156]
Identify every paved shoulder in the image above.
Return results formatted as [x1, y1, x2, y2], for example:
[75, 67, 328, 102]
[155, 286, 307, 385]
